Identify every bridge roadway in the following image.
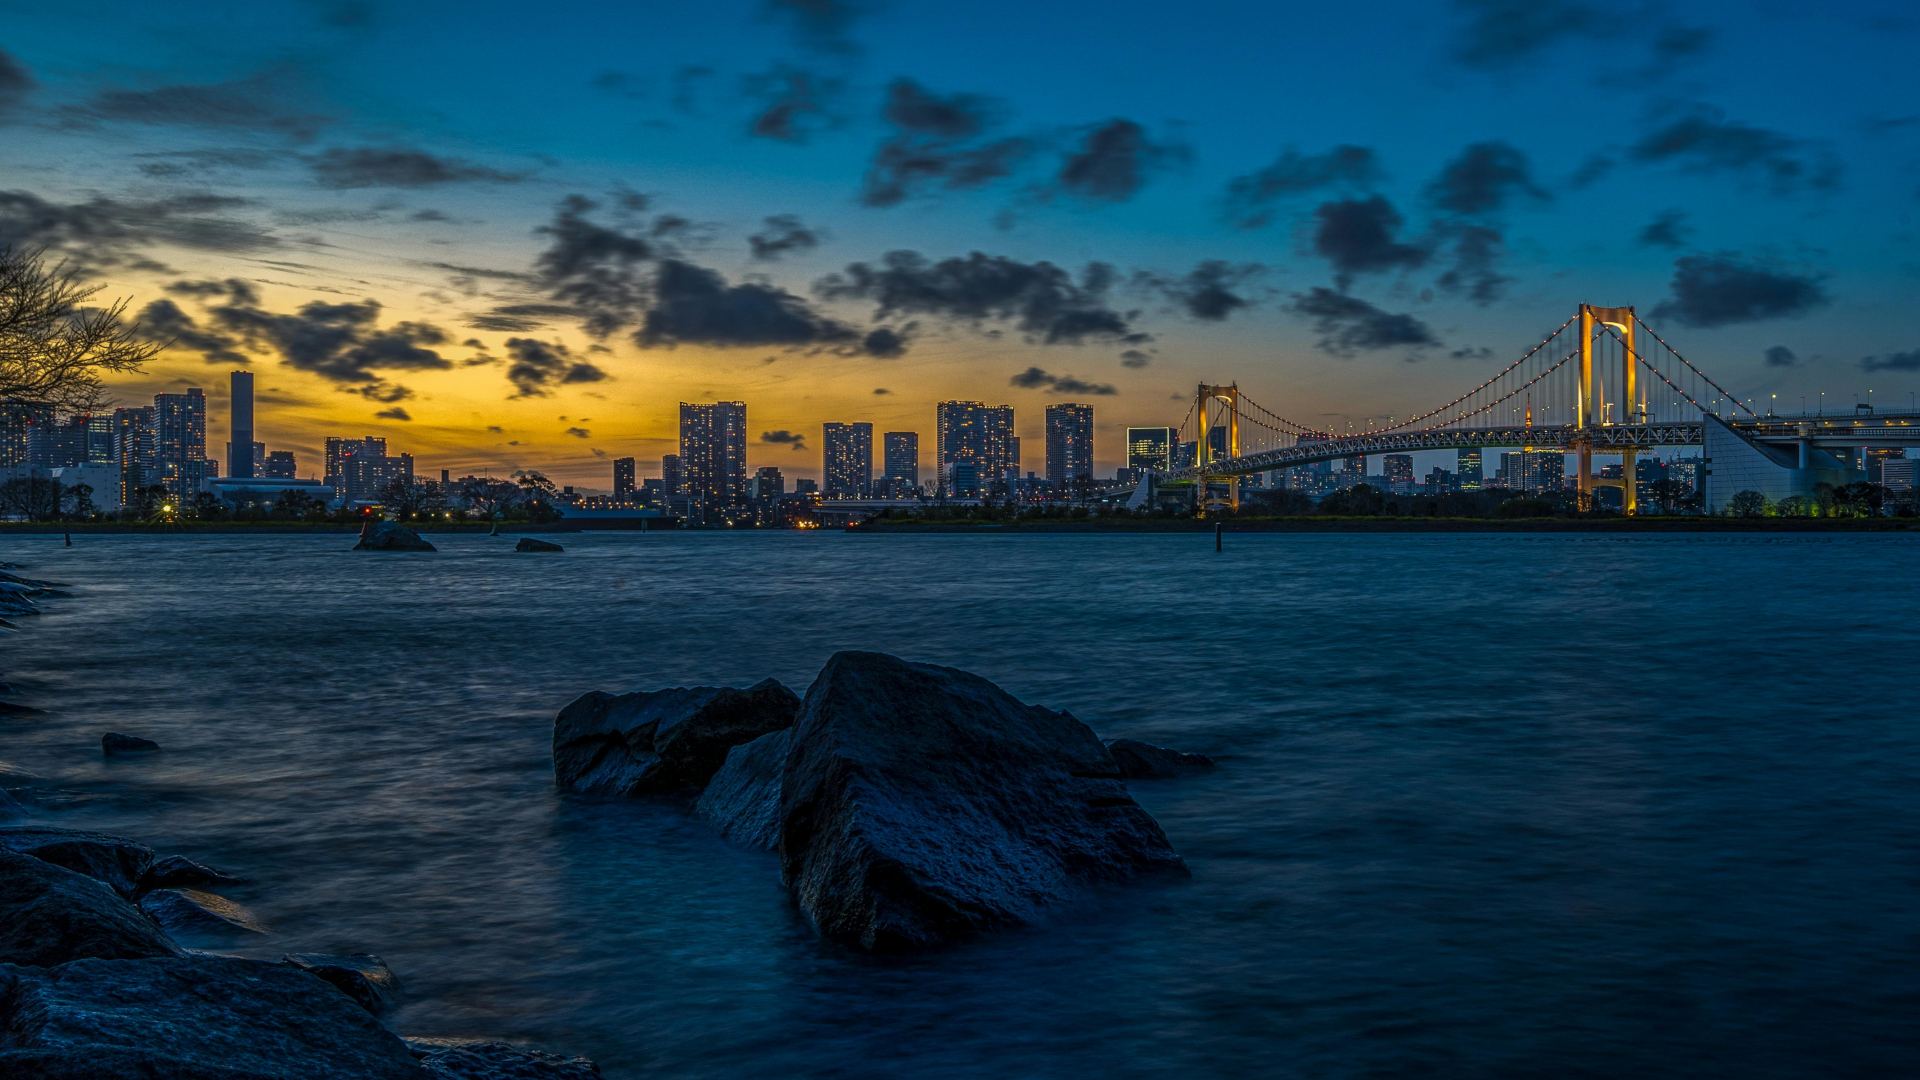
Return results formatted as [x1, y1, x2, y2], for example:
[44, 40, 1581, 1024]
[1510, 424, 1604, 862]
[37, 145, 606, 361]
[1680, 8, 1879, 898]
[1131, 412, 1920, 489]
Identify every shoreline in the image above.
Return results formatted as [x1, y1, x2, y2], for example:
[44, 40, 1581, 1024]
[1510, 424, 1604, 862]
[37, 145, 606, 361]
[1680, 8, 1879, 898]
[847, 516, 1920, 534]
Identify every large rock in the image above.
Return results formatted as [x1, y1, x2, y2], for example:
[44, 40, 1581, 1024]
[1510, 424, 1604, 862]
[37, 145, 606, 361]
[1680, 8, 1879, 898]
[1103, 738, 1216, 779]
[0, 852, 182, 967]
[0, 827, 153, 898]
[553, 678, 800, 796]
[282, 953, 399, 1015]
[693, 730, 790, 851]
[144, 853, 243, 891]
[410, 1039, 601, 1078]
[515, 537, 564, 552]
[101, 732, 160, 756]
[139, 887, 269, 936]
[0, 955, 423, 1079]
[778, 652, 1189, 951]
[354, 522, 436, 552]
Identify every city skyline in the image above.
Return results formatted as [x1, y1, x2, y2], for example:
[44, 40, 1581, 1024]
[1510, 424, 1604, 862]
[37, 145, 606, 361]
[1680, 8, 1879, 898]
[3, 1, 1918, 488]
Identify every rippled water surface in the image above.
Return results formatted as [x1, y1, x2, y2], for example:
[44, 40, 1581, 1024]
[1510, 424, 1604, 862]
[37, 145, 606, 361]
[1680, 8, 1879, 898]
[4, 530, 1919, 1077]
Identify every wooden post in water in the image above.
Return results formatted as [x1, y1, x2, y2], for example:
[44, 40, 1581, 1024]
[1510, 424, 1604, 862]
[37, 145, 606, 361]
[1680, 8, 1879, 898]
[1215, 521, 1222, 552]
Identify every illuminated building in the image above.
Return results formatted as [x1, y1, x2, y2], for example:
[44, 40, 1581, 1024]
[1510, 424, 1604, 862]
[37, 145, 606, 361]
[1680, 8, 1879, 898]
[822, 421, 874, 497]
[679, 402, 748, 520]
[1044, 403, 1094, 486]
[1126, 427, 1174, 473]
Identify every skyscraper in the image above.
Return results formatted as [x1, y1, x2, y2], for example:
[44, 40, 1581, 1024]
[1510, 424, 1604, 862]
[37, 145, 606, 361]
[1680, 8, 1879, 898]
[1382, 454, 1414, 494]
[325, 436, 411, 504]
[1127, 427, 1174, 473]
[26, 415, 89, 468]
[1342, 454, 1367, 483]
[613, 456, 636, 500]
[113, 406, 155, 504]
[662, 454, 682, 496]
[228, 371, 254, 479]
[822, 421, 874, 497]
[1044, 403, 1094, 486]
[1457, 448, 1483, 491]
[882, 431, 919, 488]
[679, 401, 748, 517]
[152, 388, 208, 496]
[935, 401, 1014, 496]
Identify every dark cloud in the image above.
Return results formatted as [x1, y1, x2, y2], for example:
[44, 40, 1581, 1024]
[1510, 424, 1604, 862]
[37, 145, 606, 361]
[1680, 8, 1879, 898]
[375, 406, 411, 421]
[1860, 350, 1920, 372]
[861, 80, 1031, 207]
[862, 324, 912, 357]
[748, 214, 822, 260]
[308, 147, 527, 188]
[1449, 346, 1493, 361]
[1053, 119, 1185, 203]
[412, 209, 450, 222]
[1144, 261, 1265, 321]
[133, 148, 284, 178]
[0, 189, 278, 268]
[872, 387, 890, 394]
[206, 292, 454, 383]
[1008, 367, 1117, 395]
[1629, 112, 1841, 195]
[1289, 287, 1440, 356]
[135, 298, 248, 365]
[763, 0, 871, 54]
[1433, 224, 1509, 306]
[565, 426, 590, 438]
[1651, 24, 1714, 62]
[527, 195, 656, 337]
[466, 303, 582, 333]
[1638, 209, 1691, 248]
[1568, 154, 1614, 189]
[0, 49, 35, 121]
[57, 73, 329, 141]
[1119, 348, 1151, 368]
[640, 259, 869, 352]
[815, 250, 1148, 345]
[1450, 0, 1595, 69]
[353, 383, 413, 403]
[1425, 141, 1546, 216]
[503, 337, 611, 398]
[1650, 254, 1830, 328]
[1310, 196, 1429, 286]
[1765, 345, 1798, 367]
[1222, 145, 1381, 229]
[761, 429, 808, 450]
[744, 66, 843, 143]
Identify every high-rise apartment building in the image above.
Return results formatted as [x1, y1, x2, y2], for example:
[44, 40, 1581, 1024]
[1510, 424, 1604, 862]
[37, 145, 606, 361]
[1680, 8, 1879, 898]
[751, 466, 785, 499]
[1341, 454, 1367, 483]
[0, 403, 50, 468]
[935, 401, 1014, 496]
[1457, 448, 1483, 491]
[228, 371, 254, 479]
[613, 457, 636, 500]
[822, 421, 874, 497]
[325, 436, 412, 505]
[882, 431, 919, 488]
[153, 388, 208, 496]
[1044, 403, 1094, 487]
[1126, 427, 1174, 473]
[1382, 454, 1414, 494]
[264, 451, 297, 480]
[679, 401, 748, 517]
[27, 414, 89, 468]
[661, 454, 682, 496]
[113, 406, 156, 504]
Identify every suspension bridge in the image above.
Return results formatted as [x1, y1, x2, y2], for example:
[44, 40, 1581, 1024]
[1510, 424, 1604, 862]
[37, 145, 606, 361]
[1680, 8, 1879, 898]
[1129, 303, 1920, 514]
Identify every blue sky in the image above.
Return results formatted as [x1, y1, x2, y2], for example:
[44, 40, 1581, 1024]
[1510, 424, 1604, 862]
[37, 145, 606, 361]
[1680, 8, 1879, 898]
[2, 0, 1917, 484]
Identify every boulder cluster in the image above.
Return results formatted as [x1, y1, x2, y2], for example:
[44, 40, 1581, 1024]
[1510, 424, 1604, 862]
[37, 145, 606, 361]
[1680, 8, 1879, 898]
[0, 566, 67, 631]
[0, 827, 600, 1078]
[554, 651, 1214, 951]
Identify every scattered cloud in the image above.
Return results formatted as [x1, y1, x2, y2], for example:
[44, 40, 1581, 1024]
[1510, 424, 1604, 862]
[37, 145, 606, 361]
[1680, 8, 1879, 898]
[1650, 254, 1830, 327]
[1050, 119, 1186, 203]
[763, 0, 872, 55]
[134, 298, 248, 365]
[565, 426, 590, 438]
[743, 66, 843, 143]
[1860, 350, 1920, 372]
[1119, 348, 1151, 368]
[872, 387, 890, 394]
[1289, 287, 1439, 355]
[504, 337, 610, 397]
[748, 214, 823, 260]
[0, 189, 279, 268]
[1310, 196, 1429, 287]
[132, 148, 285, 178]
[861, 79, 1031, 207]
[1765, 345, 1798, 367]
[0, 49, 34, 121]
[353, 383, 413, 403]
[640, 258, 873, 351]
[190, 280, 454, 392]
[1222, 145, 1381, 229]
[1433, 224, 1509, 306]
[1008, 367, 1118, 395]
[816, 250, 1149, 345]
[761, 428, 808, 450]
[525, 194, 657, 337]
[1638, 209, 1691, 248]
[1449, 0, 1597, 70]
[1629, 111, 1841, 195]
[861, 323, 912, 357]
[1141, 260, 1265, 320]
[1425, 141, 1547, 216]
[308, 147, 527, 188]
[56, 72, 330, 141]
[375, 406, 412, 421]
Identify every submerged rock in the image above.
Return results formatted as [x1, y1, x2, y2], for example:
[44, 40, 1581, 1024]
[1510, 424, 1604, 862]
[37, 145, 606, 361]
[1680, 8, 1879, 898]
[1103, 738, 1216, 779]
[0, 852, 182, 967]
[0, 788, 24, 822]
[554, 678, 800, 796]
[139, 887, 269, 936]
[0, 827, 154, 898]
[101, 732, 160, 756]
[515, 537, 564, 552]
[779, 651, 1188, 951]
[0, 700, 43, 715]
[354, 522, 436, 552]
[144, 853, 244, 891]
[693, 729, 790, 851]
[0, 955, 422, 1079]
[409, 1039, 602, 1078]
[282, 953, 400, 1015]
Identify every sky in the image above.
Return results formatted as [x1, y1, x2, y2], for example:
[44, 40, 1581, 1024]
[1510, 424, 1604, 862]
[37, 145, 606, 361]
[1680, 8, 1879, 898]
[2, 0, 1918, 488]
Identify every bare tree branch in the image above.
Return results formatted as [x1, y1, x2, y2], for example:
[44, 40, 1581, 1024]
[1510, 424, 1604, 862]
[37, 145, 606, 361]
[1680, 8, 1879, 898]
[0, 247, 163, 413]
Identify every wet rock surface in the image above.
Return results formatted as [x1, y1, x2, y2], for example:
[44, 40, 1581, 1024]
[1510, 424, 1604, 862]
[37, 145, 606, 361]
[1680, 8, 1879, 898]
[0, 827, 154, 898]
[409, 1038, 602, 1078]
[515, 537, 564, 552]
[354, 522, 437, 552]
[144, 853, 244, 891]
[0, 955, 423, 1079]
[1103, 738, 1216, 779]
[140, 887, 270, 936]
[779, 651, 1188, 951]
[693, 729, 790, 851]
[0, 852, 182, 967]
[282, 953, 400, 1015]
[554, 678, 800, 796]
[100, 732, 160, 756]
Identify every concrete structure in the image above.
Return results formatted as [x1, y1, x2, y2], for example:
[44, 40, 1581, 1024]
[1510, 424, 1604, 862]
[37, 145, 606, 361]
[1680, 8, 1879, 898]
[40, 465, 122, 511]
[228, 371, 254, 479]
[207, 477, 333, 508]
[1701, 414, 1864, 513]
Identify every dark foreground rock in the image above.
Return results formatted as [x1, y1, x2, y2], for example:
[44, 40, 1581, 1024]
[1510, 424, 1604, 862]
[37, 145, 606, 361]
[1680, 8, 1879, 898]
[693, 729, 789, 850]
[780, 651, 1188, 951]
[0, 852, 181, 967]
[354, 522, 437, 552]
[409, 1038, 601, 1078]
[0, 955, 422, 1079]
[0, 701, 42, 715]
[515, 537, 564, 552]
[140, 887, 269, 935]
[554, 679, 800, 796]
[0, 827, 153, 898]
[144, 853, 243, 890]
[1103, 738, 1216, 779]
[101, 732, 160, 756]
[283, 953, 399, 1015]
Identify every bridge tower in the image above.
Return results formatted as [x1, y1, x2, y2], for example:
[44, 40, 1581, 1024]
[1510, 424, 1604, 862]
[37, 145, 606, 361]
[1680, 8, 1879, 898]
[1577, 304, 1639, 514]
[1195, 383, 1241, 515]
